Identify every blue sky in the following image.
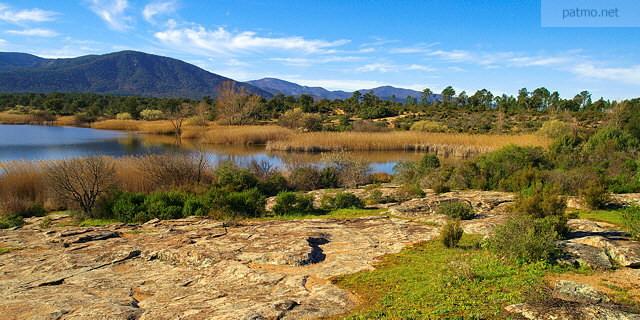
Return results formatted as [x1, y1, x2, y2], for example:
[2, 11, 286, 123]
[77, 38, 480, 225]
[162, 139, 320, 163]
[1, 0, 639, 99]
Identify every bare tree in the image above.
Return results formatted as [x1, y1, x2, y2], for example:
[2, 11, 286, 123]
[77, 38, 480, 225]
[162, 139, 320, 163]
[216, 81, 261, 125]
[168, 102, 192, 135]
[46, 156, 116, 215]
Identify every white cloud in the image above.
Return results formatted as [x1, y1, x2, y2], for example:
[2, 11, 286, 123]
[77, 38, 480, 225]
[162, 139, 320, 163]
[6, 28, 59, 37]
[355, 63, 436, 73]
[86, 0, 133, 31]
[143, 1, 176, 24]
[0, 5, 58, 24]
[570, 63, 640, 86]
[507, 57, 570, 67]
[270, 56, 363, 66]
[226, 59, 249, 67]
[154, 26, 350, 55]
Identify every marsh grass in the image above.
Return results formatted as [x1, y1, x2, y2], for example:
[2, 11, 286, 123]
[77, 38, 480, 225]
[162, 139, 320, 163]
[0, 160, 58, 216]
[332, 235, 549, 319]
[0, 113, 39, 124]
[266, 132, 550, 157]
[91, 119, 141, 131]
[196, 125, 294, 144]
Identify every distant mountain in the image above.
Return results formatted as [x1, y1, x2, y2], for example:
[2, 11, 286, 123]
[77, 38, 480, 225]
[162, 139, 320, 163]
[247, 78, 351, 100]
[247, 77, 438, 103]
[0, 52, 45, 72]
[0, 51, 272, 99]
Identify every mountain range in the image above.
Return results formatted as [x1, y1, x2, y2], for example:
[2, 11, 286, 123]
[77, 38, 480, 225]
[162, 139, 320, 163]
[0, 50, 432, 102]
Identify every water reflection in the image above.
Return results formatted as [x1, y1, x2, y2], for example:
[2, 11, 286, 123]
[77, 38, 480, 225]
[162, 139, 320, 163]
[0, 124, 464, 173]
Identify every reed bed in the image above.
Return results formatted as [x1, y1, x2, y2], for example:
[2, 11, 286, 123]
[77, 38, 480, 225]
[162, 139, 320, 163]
[265, 132, 550, 157]
[0, 160, 61, 216]
[55, 116, 77, 126]
[0, 113, 40, 124]
[195, 125, 294, 145]
[139, 120, 176, 134]
[91, 119, 141, 131]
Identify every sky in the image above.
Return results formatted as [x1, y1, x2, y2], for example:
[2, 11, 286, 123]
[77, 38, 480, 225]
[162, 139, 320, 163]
[1, 0, 639, 100]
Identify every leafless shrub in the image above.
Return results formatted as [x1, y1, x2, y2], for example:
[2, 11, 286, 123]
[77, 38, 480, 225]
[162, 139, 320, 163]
[45, 156, 116, 215]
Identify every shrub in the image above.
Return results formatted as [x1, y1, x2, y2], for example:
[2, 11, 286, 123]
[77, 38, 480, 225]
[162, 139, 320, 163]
[287, 166, 321, 191]
[182, 195, 210, 216]
[321, 151, 372, 188]
[498, 168, 543, 192]
[537, 120, 572, 139]
[257, 173, 288, 196]
[433, 184, 451, 194]
[418, 154, 441, 173]
[512, 184, 568, 237]
[441, 220, 464, 248]
[208, 187, 265, 219]
[140, 109, 164, 120]
[116, 112, 133, 120]
[278, 108, 322, 132]
[393, 185, 425, 202]
[370, 172, 393, 183]
[579, 180, 610, 210]
[352, 120, 390, 132]
[583, 126, 638, 153]
[184, 116, 208, 126]
[320, 167, 340, 188]
[213, 161, 258, 192]
[475, 145, 547, 190]
[622, 205, 640, 240]
[392, 161, 419, 185]
[322, 192, 364, 210]
[112, 192, 146, 223]
[410, 120, 448, 133]
[437, 202, 474, 220]
[143, 191, 187, 220]
[272, 191, 315, 215]
[486, 215, 559, 264]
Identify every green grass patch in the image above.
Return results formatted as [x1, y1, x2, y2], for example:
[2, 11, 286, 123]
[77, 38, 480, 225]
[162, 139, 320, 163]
[333, 235, 549, 319]
[0, 247, 23, 255]
[0, 215, 24, 229]
[575, 209, 625, 227]
[78, 219, 120, 227]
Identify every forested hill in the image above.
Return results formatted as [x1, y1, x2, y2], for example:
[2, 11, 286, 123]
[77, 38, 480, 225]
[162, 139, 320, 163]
[0, 51, 272, 99]
[247, 77, 441, 103]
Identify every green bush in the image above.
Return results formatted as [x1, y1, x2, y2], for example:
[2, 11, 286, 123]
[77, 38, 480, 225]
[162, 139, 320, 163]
[579, 180, 610, 210]
[322, 192, 364, 210]
[368, 189, 383, 204]
[208, 187, 266, 219]
[622, 205, 640, 241]
[475, 145, 547, 190]
[272, 191, 315, 215]
[583, 126, 638, 153]
[287, 166, 321, 191]
[410, 120, 448, 133]
[437, 202, 475, 220]
[213, 161, 259, 192]
[486, 215, 559, 264]
[320, 167, 340, 188]
[537, 120, 572, 139]
[392, 161, 419, 185]
[432, 183, 451, 194]
[257, 173, 288, 196]
[418, 154, 441, 173]
[112, 192, 146, 223]
[182, 195, 210, 216]
[441, 220, 464, 248]
[143, 191, 187, 220]
[393, 185, 425, 202]
[512, 184, 568, 237]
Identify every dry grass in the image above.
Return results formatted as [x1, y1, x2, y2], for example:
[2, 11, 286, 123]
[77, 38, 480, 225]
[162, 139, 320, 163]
[194, 125, 294, 144]
[266, 132, 550, 157]
[55, 116, 77, 126]
[0, 160, 60, 216]
[0, 113, 39, 124]
[139, 121, 176, 134]
[91, 119, 141, 131]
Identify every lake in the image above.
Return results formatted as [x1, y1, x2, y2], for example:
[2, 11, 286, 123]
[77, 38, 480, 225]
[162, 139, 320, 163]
[0, 124, 449, 173]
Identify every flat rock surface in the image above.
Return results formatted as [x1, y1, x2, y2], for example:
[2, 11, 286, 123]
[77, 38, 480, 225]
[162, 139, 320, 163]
[0, 216, 438, 319]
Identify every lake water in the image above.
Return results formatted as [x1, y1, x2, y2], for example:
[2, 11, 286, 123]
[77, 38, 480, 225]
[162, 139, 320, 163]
[0, 124, 447, 173]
